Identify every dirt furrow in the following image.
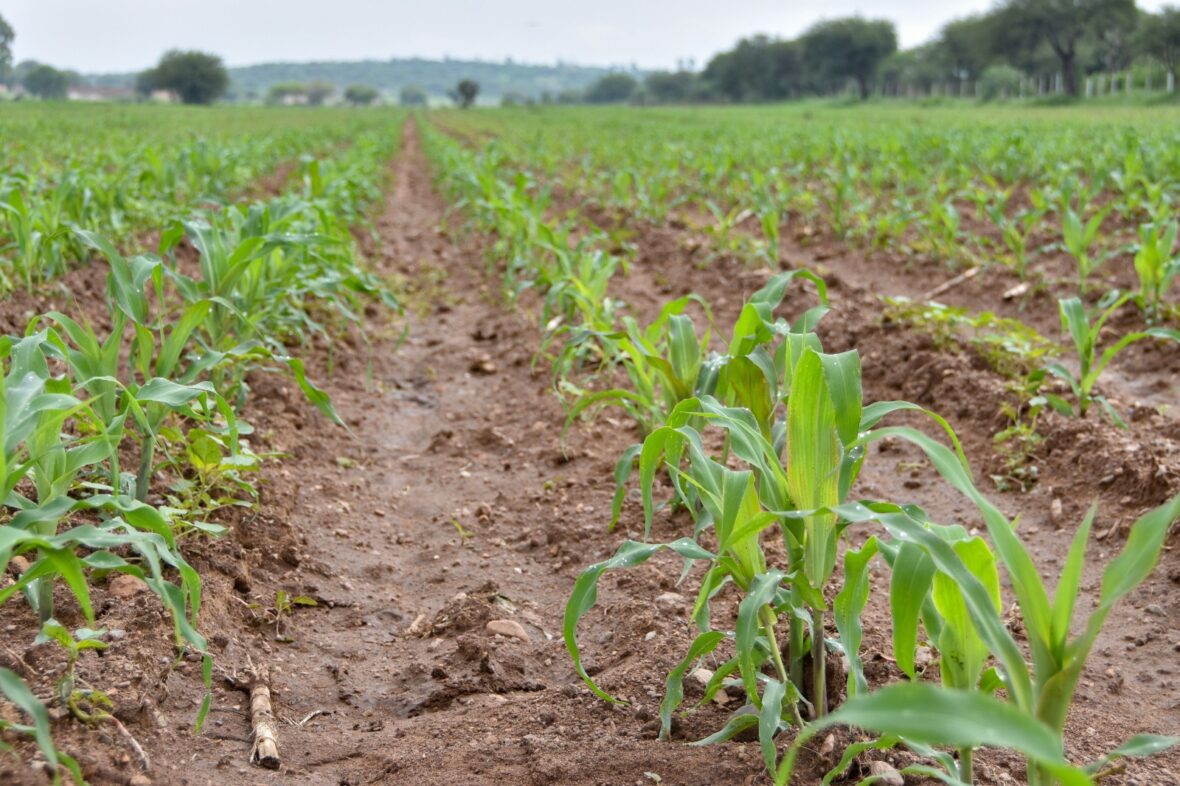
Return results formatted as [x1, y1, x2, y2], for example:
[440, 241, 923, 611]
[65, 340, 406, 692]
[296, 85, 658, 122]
[113, 119, 762, 786]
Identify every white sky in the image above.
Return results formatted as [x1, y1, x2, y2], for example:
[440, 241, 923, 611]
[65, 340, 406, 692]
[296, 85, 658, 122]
[4, 0, 1172, 73]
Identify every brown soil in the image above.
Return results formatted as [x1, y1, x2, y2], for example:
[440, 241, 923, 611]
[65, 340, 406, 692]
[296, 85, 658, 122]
[2, 119, 1177, 786]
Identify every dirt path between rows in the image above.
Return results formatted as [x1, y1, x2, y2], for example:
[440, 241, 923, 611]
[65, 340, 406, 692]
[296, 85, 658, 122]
[110, 119, 760, 786]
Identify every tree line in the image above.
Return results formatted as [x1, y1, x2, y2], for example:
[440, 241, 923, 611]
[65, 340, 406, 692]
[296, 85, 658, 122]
[4, 1, 1179, 105]
[563, 1, 1180, 104]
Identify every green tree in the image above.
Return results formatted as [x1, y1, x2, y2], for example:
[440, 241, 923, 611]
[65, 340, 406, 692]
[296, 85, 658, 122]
[452, 78, 479, 108]
[0, 13, 13, 86]
[979, 64, 1025, 99]
[878, 45, 944, 96]
[584, 73, 639, 103]
[704, 36, 803, 101]
[936, 14, 1003, 90]
[22, 64, 69, 99]
[1137, 6, 1180, 87]
[305, 80, 334, 105]
[998, 0, 1137, 95]
[266, 81, 307, 104]
[346, 84, 381, 105]
[398, 84, 427, 106]
[643, 70, 698, 103]
[800, 17, 898, 99]
[139, 50, 229, 105]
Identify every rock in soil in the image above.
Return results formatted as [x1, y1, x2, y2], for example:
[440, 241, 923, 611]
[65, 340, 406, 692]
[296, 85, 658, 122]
[485, 619, 529, 642]
[868, 760, 904, 785]
[108, 574, 149, 599]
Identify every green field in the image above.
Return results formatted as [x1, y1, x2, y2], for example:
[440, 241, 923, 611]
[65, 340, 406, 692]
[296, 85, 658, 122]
[1, 101, 1179, 786]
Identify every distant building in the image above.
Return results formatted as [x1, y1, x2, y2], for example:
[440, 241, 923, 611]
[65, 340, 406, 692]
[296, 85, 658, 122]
[67, 85, 134, 102]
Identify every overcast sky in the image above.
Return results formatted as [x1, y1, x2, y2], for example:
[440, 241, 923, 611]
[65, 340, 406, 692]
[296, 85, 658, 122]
[4, 0, 1171, 74]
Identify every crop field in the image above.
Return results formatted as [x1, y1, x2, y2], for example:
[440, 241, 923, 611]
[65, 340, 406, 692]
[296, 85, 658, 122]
[1, 101, 1179, 786]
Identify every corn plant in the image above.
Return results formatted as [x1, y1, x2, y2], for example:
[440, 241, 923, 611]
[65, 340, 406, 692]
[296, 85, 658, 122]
[986, 199, 1045, 279]
[0, 668, 85, 786]
[775, 489, 1180, 786]
[558, 295, 715, 439]
[1046, 294, 1180, 425]
[578, 270, 828, 527]
[1132, 219, 1179, 321]
[1061, 205, 1111, 292]
[565, 335, 974, 756]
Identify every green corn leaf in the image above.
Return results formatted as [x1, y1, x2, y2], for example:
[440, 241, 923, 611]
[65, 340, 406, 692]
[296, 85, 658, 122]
[564, 537, 714, 702]
[1040, 492, 1180, 732]
[820, 735, 903, 786]
[833, 536, 878, 696]
[776, 683, 1090, 786]
[787, 349, 840, 589]
[1050, 504, 1095, 649]
[0, 668, 61, 770]
[759, 678, 788, 773]
[608, 443, 642, 530]
[931, 536, 1001, 691]
[818, 350, 861, 447]
[735, 570, 784, 706]
[659, 630, 726, 739]
[889, 541, 935, 680]
[690, 709, 759, 746]
[1085, 734, 1179, 774]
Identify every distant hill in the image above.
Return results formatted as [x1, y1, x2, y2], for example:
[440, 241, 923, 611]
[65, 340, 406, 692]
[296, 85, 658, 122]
[87, 57, 644, 103]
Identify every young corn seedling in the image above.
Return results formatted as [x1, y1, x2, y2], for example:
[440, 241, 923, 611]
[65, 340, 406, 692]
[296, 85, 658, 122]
[0, 668, 85, 786]
[1061, 205, 1112, 292]
[566, 335, 974, 775]
[1046, 293, 1180, 425]
[883, 532, 1003, 783]
[588, 270, 828, 526]
[776, 490, 1180, 786]
[558, 294, 715, 440]
[986, 200, 1045, 280]
[1131, 219, 1179, 322]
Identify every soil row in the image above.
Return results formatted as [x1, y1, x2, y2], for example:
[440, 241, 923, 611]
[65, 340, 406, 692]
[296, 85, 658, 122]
[3, 118, 1176, 786]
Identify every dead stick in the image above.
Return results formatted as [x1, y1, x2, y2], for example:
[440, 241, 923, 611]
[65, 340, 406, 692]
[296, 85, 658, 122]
[922, 266, 979, 300]
[247, 665, 280, 769]
[226, 660, 280, 770]
[107, 715, 151, 772]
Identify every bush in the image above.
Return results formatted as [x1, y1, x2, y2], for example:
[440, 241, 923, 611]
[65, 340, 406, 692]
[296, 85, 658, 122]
[979, 65, 1024, 101]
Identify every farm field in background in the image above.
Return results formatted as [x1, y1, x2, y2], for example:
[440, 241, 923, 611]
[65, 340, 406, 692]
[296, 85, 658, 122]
[1, 100, 1179, 786]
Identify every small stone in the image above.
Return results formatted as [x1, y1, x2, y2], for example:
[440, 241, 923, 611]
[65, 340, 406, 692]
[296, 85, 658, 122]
[655, 592, 686, 612]
[819, 734, 836, 756]
[1145, 604, 1166, 617]
[688, 667, 713, 688]
[108, 574, 149, 599]
[7, 555, 29, 577]
[107, 629, 127, 641]
[486, 619, 529, 642]
[868, 760, 904, 786]
[1050, 497, 1064, 528]
[129, 775, 152, 786]
[469, 357, 497, 375]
